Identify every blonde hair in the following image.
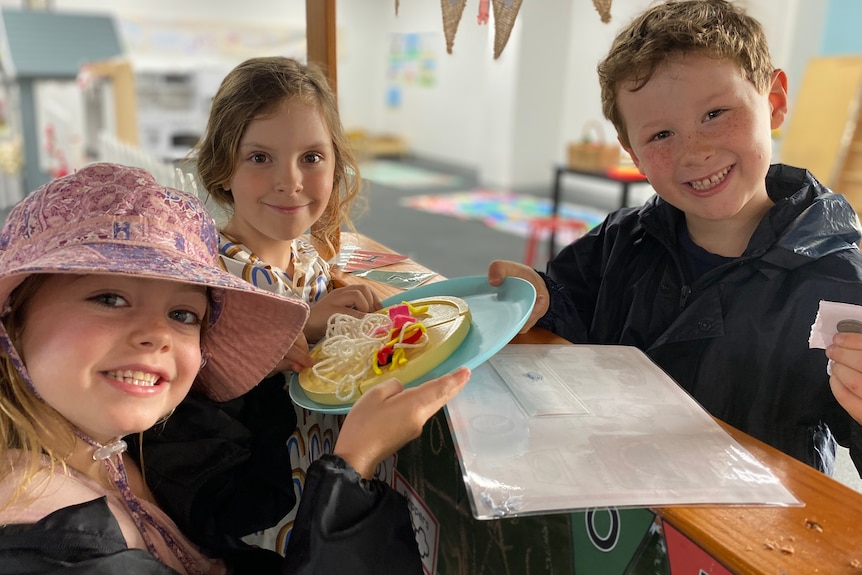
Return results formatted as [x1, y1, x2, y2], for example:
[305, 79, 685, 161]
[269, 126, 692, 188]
[598, 0, 774, 149]
[0, 275, 75, 509]
[192, 56, 363, 259]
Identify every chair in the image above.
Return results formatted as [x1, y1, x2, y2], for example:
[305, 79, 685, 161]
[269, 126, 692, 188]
[523, 216, 589, 267]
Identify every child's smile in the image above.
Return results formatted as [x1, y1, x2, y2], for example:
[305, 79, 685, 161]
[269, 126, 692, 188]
[688, 165, 732, 193]
[224, 98, 335, 270]
[618, 54, 788, 255]
[102, 369, 163, 393]
[20, 275, 205, 443]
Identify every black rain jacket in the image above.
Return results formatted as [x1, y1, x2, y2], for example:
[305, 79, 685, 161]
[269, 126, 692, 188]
[0, 374, 422, 574]
[538, 164, 862, 475]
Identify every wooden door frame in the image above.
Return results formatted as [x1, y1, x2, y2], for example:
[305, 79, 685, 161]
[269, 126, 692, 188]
[305, 0, 337, 96]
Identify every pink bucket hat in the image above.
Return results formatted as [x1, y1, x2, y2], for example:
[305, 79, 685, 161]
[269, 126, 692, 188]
[0, 163, 309, 402]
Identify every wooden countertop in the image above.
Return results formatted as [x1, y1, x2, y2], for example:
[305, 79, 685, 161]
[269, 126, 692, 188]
[514, 328, 862, 575]
[333, 233, 862, 575]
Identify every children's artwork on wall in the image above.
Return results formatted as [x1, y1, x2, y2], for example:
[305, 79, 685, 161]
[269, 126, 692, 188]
[387, 32, 438, 108]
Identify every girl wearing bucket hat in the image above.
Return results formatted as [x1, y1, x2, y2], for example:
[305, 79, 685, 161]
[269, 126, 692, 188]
[0, 163, 469, 574]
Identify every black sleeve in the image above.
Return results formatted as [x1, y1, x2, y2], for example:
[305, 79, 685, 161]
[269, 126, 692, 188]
[850, 420, 862, 477]
[127, 373, 297, 558]
[283, 455, 422, 575]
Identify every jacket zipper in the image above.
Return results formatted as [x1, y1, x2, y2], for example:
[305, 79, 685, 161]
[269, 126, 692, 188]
[679, 285, 691, 310]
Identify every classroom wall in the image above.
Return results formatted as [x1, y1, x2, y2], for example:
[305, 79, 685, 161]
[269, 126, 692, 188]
[338, 0, 827, 190]
[822, 0, 862, 55]
[0, 0, 837, 191]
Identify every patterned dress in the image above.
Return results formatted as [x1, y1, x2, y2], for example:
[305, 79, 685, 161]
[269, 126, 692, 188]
[218, 232, 330, 303]
[218, 232, 343, 556]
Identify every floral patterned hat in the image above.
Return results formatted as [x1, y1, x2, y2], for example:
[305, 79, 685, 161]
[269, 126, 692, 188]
[0, 163, 309, 401]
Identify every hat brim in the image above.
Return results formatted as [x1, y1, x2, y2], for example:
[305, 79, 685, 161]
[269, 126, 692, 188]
[0, 242, 309, 401]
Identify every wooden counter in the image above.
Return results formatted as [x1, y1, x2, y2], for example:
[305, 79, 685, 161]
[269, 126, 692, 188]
[513, 328, 862, 575]
[335, 233, 862, 575]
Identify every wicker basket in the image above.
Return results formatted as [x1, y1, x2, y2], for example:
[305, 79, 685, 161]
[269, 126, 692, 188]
[567, 122, 620, 172]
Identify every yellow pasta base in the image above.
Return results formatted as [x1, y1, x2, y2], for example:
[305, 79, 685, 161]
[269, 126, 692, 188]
[298, 296, 471, 405]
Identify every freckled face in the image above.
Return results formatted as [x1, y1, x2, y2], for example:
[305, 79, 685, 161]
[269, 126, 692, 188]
[223, 99, 335, 264]
[618, 55, 787, 230]
[19, 275, 207, 443]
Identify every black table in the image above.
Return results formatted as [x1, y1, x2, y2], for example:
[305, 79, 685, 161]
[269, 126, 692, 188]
[548, 165, 650, 260]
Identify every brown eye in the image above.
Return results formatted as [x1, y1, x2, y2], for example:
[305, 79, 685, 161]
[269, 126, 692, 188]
[170, 309, 202, 326]
[92, 293, 127, 308]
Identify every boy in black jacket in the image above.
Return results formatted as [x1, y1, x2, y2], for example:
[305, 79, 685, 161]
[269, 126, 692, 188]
[489, 0, 862, 476]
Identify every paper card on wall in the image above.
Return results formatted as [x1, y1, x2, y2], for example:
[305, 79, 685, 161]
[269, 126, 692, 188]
[352, 269, 436, 289]
[343, 249, 409, 272]
[394, 470, 439, 575]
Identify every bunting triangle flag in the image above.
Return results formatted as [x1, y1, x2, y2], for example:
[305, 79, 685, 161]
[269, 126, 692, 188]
[441, 0, 468, 54]
[492, 0, 524, 59]
[593, 0, 612, 23]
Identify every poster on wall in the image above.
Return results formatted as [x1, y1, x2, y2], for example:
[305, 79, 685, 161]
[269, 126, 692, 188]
[34, 80, 86, 179]
[387, 32, 439, 108]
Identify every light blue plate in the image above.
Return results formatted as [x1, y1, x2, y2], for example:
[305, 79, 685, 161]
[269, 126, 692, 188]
[289, 275, 537, 414]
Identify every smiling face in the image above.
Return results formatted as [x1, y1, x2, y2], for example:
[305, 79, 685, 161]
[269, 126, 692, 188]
[19, 275, 207, 444]
[618, 54, 787, 245]
[222, 98, 335, 268]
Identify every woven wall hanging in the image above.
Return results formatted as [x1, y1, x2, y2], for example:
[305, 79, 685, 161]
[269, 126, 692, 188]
[592, 0, 612, 23]
[402, 0, 613, 59]
[440, 0, 524, 59]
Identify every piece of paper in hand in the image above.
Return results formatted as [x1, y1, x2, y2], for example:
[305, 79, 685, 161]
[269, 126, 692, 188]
[343, 250, 408, 272]
[351, 269, 436, 289]
[808, 300, 862, 349]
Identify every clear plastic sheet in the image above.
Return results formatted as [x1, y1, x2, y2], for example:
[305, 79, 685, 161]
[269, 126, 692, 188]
[445, 345, 801, 520]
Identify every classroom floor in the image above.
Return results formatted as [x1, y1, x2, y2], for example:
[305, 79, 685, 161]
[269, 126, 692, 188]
[354, 155, 862, 494]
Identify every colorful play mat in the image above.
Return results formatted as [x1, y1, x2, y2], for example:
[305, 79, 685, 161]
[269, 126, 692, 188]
[360, 160, 463, 189]
[400, 189, 608, 243]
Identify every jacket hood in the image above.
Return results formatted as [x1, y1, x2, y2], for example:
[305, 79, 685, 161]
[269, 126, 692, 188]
[764, 164, 861, 263]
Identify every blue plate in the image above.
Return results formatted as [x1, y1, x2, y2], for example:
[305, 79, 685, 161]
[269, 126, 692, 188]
[289, 275, 537, 414]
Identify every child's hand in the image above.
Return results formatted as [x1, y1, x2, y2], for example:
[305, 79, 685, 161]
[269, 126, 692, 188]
[334, 367, 470, 479]
[487, 259, 549, 333]
[269, 333, 314, 374]
[826, 332, 862, 425]
[306, 285, 383, 342]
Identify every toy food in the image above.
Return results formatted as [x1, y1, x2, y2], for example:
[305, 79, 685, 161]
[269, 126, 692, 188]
[298, 296, 471, 405]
